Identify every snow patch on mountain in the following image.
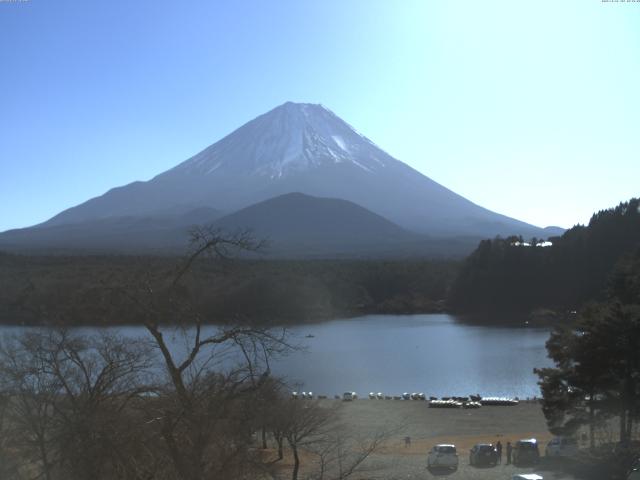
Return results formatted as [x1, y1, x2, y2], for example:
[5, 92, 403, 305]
[331, 135, 348, 152]
[206, 162, 222, 174]
[167, 102, 392, 180]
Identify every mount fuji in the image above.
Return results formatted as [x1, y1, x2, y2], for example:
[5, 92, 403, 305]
[0, 102, 561, 255]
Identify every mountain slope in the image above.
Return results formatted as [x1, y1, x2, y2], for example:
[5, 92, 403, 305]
[0, 208, 221, 252]
[210, 192, 481, 257]
[213, 192, 414, 249]
[0, 193, 483, 257]
[37, 102, 552, 239]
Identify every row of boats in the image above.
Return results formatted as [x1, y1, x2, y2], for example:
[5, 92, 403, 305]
[291, 391, 520, 406]
[427, 396, 521, 407]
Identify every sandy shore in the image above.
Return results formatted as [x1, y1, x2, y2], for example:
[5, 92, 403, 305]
[269, 399, 585, 480]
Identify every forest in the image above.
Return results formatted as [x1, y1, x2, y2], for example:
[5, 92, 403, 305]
[0, 249, 459, 326]
[448, 198, 640, 316]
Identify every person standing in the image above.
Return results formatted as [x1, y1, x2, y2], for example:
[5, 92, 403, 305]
[496, 440, 503, 464]
[506, 441, 513, 464]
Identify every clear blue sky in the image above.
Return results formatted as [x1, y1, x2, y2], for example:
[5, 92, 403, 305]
[1, 0, 638, 232]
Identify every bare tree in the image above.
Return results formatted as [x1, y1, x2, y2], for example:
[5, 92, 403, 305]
[0, 333, 60, 480]
[0, 368, 27, 480]
[107, 227, 291, 480]
[0, 329, 155, 480]
[263, 392, 398, 480]
[1, 227, 293, 480]
[307, 427, 397, 480]
[281, 399, 334, 480]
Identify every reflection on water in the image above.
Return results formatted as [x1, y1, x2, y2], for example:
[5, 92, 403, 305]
[0, 314, 551, 398]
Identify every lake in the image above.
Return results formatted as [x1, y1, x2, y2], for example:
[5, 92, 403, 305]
[278, 314, 551, 398]
[0, 314, 552, 398]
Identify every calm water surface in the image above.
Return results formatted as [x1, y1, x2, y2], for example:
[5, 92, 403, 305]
[0, 314, 552, 398]
[280, 314, 551, 398]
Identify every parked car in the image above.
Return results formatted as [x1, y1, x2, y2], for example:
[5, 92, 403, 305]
[342, 392, 354, 401]
[628, 457, 640, 480]
[513, 439, 540, 466]
[469, 443, 498, 466]
[427, 444, 458, 470]
[545, 436, 578, 457]
[512, 475, 543, 480]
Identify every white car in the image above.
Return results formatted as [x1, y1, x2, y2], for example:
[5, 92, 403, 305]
[427, 444, 458, 470]
[513, 475, 543, 480]
[545, 437, 578, 457]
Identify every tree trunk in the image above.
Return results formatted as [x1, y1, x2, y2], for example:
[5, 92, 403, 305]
[291, 443, 300, 480]
[277, 435, 284, 460]
[38, 437, 53, 480]
[262, 426, 267, 449]
[162, 419, 197, 480]
[620, 409, 628, 444]
[588, 397, 595, 449]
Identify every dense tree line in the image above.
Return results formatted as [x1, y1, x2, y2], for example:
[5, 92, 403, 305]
[449, 198, 640, 315]
[0, 253, 459, 326]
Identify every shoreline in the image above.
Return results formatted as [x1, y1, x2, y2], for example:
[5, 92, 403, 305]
[0, 309, 565, 328]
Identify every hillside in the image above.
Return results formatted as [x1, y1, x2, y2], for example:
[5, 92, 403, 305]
[448, 198, 640, 315]
[0, 207, 221, 254]
[0, 193, 482, 257]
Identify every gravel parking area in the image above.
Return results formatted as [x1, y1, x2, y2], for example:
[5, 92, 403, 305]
[285, 399, 585, 480]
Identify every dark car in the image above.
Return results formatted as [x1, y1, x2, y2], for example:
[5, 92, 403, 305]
[469, 443, 498, 466]
[513, 439, 540, 466]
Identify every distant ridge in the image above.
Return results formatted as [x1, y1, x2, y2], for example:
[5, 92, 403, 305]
[211, 192, 418, 254]
[0, 208, 221, 253]
[0, 193, 483, 257]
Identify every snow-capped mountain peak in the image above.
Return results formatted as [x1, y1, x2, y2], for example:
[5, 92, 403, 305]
[34, 101, 551, 241]
[169, 102, 389, 179]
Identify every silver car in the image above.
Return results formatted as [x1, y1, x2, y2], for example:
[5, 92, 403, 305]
[427, 444, 458, 470]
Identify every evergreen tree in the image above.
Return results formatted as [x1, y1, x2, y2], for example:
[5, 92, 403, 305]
[536, 248, 640, 446]
[450, 198, 640, 315]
